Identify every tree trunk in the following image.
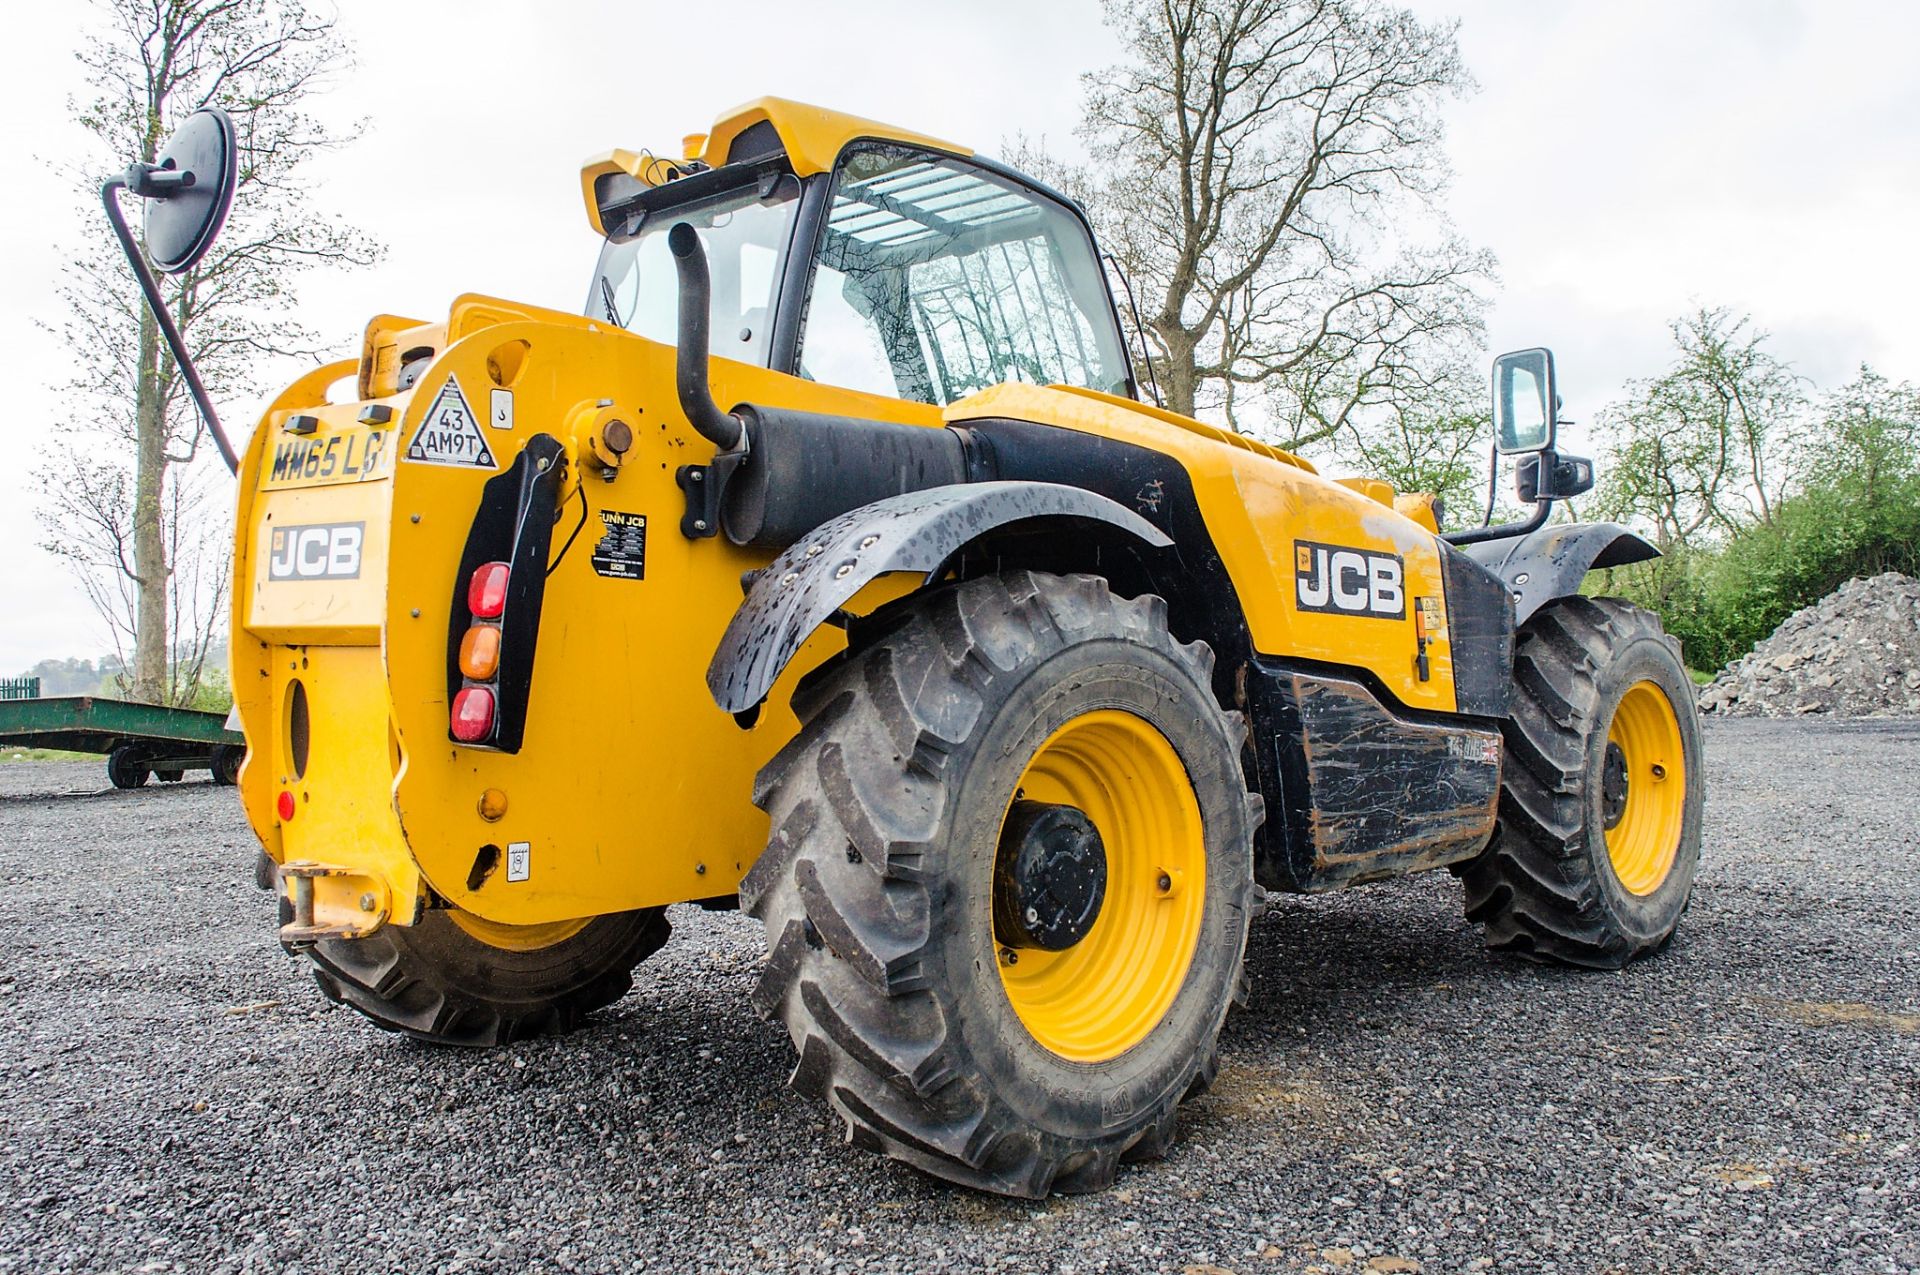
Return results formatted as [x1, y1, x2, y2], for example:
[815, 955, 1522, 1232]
[130, 302, 169, 703]
[1156, 325, 1200, 419]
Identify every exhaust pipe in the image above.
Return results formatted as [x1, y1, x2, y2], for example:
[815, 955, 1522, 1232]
[667, 222, 745, 452]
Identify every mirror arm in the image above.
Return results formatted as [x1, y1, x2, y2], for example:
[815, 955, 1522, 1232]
[1442, 493, 1552, 547]
[101, 173, 238, 476]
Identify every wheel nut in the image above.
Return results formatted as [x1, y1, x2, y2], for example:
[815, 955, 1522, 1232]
[1651, 763, 1667, 780]
[1157, 872, 1172, 892]
[359, 893, 377, 912]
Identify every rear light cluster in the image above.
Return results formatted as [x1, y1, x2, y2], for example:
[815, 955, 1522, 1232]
[452, 560, 510, 743]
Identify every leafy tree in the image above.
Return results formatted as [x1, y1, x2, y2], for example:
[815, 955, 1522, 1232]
[37, 0, 379, 705]
[1597, 364, 1920, 672]
[1051, 0, 1491, 446]
[1593, 307, 1805, 549]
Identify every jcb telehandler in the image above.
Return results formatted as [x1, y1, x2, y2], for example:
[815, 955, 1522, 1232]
[109, 97, 1702, 1197]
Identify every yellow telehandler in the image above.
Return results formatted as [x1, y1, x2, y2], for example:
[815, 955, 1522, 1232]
[107, 97, 1702, 1197]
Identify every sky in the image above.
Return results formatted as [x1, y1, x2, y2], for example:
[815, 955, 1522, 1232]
[2, 0, 1916, 673]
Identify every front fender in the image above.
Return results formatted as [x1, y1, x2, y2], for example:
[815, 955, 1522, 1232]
[707, 480, 1172, 712]
[1459, 521, 1659, 625]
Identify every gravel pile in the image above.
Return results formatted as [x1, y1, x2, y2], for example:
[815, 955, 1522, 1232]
[2, 721, 1919, 1273]
[1699, 572, 1920, 717]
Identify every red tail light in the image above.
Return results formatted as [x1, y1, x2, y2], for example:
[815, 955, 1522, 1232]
[276, 790, 296, 821]
[451, 686, 496, 742]
[468, 561, 510, 619]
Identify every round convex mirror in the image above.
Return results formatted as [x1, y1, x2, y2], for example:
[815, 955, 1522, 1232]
[144, 107, 238, 276]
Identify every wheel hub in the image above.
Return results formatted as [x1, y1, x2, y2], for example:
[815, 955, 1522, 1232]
[1601, 740, 1630, 829]
[993, 800, 1107, 951]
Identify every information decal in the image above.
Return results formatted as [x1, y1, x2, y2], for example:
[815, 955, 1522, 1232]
[590, 511, 648, 580]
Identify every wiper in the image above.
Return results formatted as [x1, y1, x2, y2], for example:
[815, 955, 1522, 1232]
[598, 275, 622, 325]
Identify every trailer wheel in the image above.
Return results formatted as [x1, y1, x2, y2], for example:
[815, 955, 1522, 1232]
[744, 571, 1261, 1197]
[106, 745, 150, 790]
[302, 906, 671, 1046]
[211, 744, 243, 786]
[1463, 596, 1703, 968]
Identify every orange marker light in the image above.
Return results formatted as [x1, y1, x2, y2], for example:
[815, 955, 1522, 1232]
[459, 624, 501, 680]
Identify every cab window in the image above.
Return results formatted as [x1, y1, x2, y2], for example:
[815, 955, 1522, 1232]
[797, 145, 1131, 404]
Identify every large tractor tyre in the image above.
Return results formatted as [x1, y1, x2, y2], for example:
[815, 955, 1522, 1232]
[1464, 595, 1703, 969]
[106, 745, 150, 790]
[743, 570, 1263, 1198]
[303, 906, 671, 1047]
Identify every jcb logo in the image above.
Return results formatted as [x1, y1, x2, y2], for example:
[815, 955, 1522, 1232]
[268, 522, 364, 581]
[1294, 540, 1404, 619]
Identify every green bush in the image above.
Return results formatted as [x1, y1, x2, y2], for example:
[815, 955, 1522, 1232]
[1594, 442, 1920, 674]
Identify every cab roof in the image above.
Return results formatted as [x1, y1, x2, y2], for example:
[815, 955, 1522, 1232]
[580, 97, 971, 236]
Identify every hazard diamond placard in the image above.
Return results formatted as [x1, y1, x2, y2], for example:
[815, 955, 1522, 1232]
[405, 378, 496, 469]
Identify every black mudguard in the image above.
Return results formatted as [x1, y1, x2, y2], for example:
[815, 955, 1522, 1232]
[1459, 521, 1659, 626]
[707, 480, 1172, 713]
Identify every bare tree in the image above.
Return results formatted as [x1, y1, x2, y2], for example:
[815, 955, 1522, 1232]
[38, 0, 379, 704]
[1594, 307, 1806, 549]
[1331, 365, 1490, 524]
[1065, 0, 1492, 447]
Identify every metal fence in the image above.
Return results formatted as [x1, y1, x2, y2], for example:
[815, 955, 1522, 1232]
[0, 677, 41, 701]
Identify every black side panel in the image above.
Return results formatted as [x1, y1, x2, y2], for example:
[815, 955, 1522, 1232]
[1439, 543, 1514, 717]
[1246, 663, 1502, 893]
[958, 417, 1253, 696]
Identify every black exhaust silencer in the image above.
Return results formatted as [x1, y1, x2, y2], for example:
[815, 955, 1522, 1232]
[667, 220, 978, 550]
[720, 404, 968, 548]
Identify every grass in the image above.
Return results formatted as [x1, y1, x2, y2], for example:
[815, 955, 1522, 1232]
[1688, 668, 1717, 686]
[1, 747, 97, 763]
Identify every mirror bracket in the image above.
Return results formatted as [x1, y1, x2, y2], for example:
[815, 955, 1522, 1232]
[101, 173, 237, 474]
[1515, 449, 1594, 504]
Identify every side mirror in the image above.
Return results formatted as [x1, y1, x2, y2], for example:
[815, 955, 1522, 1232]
[100, 106, 242, 475]
[138, 107, 239, 274]
[1492, 347, 1556, 454]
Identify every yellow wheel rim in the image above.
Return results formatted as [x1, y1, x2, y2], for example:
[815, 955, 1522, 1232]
[995, 710, 1206, 1063]
[447, 909, 591, 951]
[1603, 680, 1686, 896]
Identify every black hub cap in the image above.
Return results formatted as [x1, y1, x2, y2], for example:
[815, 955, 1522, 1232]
[1601, 740, 1630, 830]
[993, 800, 1107, 951]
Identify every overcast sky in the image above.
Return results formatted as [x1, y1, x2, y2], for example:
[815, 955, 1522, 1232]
[3, 0, 1915, 673]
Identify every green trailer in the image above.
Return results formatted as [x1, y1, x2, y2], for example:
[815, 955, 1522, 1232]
[0, 695, 246, 788]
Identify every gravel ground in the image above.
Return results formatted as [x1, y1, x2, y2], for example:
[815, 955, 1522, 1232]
[1, 719, 1916, 1275]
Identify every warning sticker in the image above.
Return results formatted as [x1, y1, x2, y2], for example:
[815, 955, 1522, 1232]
[405, 379, 496, 469]
[590, 510, 647, 580]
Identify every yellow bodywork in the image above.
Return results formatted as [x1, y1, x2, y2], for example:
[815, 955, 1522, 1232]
[580, 96, 970, 236]
[232, 98, 1462, 939]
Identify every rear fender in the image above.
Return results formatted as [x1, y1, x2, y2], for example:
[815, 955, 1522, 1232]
[1459, 521, 1659, 625]
[707, 480, 1172, 713]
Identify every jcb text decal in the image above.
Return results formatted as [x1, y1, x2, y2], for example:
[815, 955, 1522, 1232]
[1293, 540, 1405, 620]
[268, 522, 365, 581]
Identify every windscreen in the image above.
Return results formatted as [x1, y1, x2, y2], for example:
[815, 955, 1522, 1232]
[586, 172, 801, 368]
[797, 146, 1132, 404]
